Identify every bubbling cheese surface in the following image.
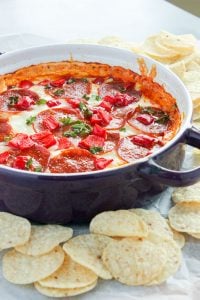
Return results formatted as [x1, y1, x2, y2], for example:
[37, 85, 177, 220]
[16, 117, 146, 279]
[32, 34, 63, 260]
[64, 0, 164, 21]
[0, 73, 180, 174]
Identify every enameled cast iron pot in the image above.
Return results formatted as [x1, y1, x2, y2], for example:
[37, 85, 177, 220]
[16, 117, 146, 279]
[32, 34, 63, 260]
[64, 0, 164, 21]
[0, 44, 200, 224]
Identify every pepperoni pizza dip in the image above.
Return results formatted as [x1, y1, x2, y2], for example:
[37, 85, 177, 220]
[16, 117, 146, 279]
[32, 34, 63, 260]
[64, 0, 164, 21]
[0, 61, 181, 173]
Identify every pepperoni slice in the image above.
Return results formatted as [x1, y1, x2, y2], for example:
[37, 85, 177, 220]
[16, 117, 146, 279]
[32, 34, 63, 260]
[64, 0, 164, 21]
[0, 89, 39, 111]
[103, 131, 120, 153]
[0, 120, 12, 142]
[46, 80, 91, 99]
[105, 116, 125, 130]
[48, 148, 96, 173]
[117, 136, 151, 162]
[33, 107, 81, 135]
[1, 144, 50, 171]
[127, 107, 169, 135]
[98, 81, 141, 99]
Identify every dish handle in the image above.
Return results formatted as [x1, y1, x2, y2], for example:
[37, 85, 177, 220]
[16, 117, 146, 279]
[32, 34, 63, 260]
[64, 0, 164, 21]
[138, 125, 200, 187]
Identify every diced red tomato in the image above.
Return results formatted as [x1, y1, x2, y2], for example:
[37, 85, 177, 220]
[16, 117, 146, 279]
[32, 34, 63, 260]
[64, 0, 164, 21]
[93, 77, 104, 84]
[0, 151, 10, 164]
[104, 94, 136, 107]
[136, 114, 154, 125]
[15, 96, 34, 110]
[57, 137, 72, 150]
[99, 100, 112, 112]
[47, 100, 61, 107]
[8, 133, 34, 150]
[131, 135, 155, 149]
[78, 135, 105, 150]
[42, 115, 60, 131]
[12, 156, 29, 170]
[50, 79, 66, 87]
[67, 98, 82, 108]
[90, 109, 112, 127]
[92, 124, 107, 139]
[31, 131, 56, 148]
[94, 157, 113, 170]
[38, 79, 51, 86]
[19, 80, 33, 89]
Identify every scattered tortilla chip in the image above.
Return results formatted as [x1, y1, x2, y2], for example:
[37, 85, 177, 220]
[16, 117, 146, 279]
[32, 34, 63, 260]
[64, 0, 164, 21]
[102, 238, 167, 286]
[63, 234, 113, 279]
[169, 61, 186, 78]
[0, 212, 31, 250]
[15, 225, 73, 256]
[34, 280, 97, 297]
[172, 182, 200, 204]
[146, 234, 181, 285]
[166, 220, 185, 248]
[187, 232, 200, 239]
[3, 246, 64, 284]
[90, 210, 148, 238]
[129, 209, 173, 239]
[169, 203, 200, 233]
[39, 254, 97, 289]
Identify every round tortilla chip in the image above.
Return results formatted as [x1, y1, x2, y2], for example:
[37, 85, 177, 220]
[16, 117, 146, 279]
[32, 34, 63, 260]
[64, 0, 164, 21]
[187, 232, 200, 239]
[90, 210, 148, 238]
[39, 254, 97, 289]
[0, 212, 31, 250]
[166, 220, 185, 248]
[158, 31, 196, 55]
[172, 183, 200, 204]
[15, 225, 73, 256]
[129, 209, 173, 239]
[3, 246, 64, 284]
[102, 238, 167, 286]
[63, 234, 113, 279]
[146, 234, 182, 285]
[169, 203, 200, 233]
[34, 280, 97, 297]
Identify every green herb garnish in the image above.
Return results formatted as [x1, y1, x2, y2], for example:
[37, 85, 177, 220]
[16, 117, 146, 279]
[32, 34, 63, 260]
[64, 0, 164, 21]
[82, 78, 88, 83]
[63, 121, 91, 137]
[25, 158, 33, 169]
[53, 89, 65, 96]
[82, 94, 90, 101]
[44, 85, 51, 90]
[90, 146, 103, 154]
[34, 166, 42, 172]
[36, 99, 47, 105]
[90, 94, 101, 101]
[79, 102, 93, 118]
[119, 127, 126, 132]
[141, 106, 170, 125]
[8, 96, 19, 105]
[60, 117, 76, 126]
[67, 78, 76, 84]
[26, 116, 36, 125]
[4, 135, 13, 142]
[155, 114, 170, 124]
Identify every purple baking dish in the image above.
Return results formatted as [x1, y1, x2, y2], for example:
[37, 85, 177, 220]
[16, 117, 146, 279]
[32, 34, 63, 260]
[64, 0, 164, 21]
[0, 44, 199, 224]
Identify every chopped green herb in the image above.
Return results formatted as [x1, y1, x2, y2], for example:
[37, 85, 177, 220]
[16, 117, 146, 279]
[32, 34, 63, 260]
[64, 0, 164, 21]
[119, 87, 126, 93]
[34, 166, 42, 172]
[119, 127, 126, 132]
[4, 135, 13, 142]
[8, 96, 19, 105]
[155, 114, 170, 124]
[67, 78, 76, 84]
[25, 158, 33, 169]
[37, 99, 47, 105]
[60, 117, 75, 126]
[90, 146, 103, 154]
[53, 89, 65, 96]
[26, 116, 36, 125]
[44, 85, 51, 90]
[79, 102, 93, 118]
[141, 106, 157, 115]
[82, 78, 88, 83]
[63, 121, 91, 137]
[90, 94, 101, 101]
[82, 94, 90, 101]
